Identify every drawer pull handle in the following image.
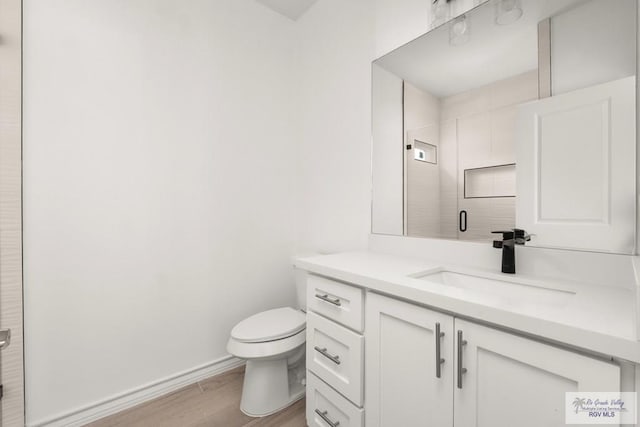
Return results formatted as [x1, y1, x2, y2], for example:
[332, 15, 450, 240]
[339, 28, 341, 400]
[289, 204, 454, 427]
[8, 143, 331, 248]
[435, 322, 445, 378]
[315, 409, 340, 427]
[314, 346, 341, 365]
[315, 293, 342, 306]
[457, 330, 468, 389]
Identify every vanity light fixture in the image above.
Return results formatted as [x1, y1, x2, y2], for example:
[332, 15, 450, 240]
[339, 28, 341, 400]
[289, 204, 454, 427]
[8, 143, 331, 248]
[431, 0, 453, 28]
[449, 14, 470, 46]
[495, 0, 523, 25]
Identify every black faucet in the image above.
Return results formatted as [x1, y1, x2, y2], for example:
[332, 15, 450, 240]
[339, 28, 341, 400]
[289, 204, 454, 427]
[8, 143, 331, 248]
[491, 229, 530, 274]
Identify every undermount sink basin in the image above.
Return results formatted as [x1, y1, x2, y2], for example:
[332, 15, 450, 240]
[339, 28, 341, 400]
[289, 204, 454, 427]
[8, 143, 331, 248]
[415, 270, 575, 306]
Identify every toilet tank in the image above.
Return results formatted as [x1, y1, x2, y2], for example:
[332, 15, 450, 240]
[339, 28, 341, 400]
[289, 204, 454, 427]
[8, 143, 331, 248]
[294, 268, 307, 312]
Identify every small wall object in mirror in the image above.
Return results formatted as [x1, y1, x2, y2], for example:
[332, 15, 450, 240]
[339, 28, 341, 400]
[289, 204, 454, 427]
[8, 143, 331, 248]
[413, 140, 437, 164]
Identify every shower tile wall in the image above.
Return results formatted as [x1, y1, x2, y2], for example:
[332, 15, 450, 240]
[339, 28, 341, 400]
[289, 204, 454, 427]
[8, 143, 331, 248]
[443, 70, 538, 241]
[405, 70, 538, 240]
[404, 82, 441, 237]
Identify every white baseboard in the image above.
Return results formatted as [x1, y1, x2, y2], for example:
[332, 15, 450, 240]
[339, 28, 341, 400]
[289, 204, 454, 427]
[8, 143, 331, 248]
[29, 355, 245, 427]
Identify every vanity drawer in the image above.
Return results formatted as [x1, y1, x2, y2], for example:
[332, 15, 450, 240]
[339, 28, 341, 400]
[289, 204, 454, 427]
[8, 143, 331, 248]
[307, 371, 364, 427]
[307, 311, 364, 406]
[307, 274, 364, 332]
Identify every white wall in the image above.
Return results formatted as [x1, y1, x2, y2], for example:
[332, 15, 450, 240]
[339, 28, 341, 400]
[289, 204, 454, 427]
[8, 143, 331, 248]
[294, 0, 374, 254]
[23, 0, 297, 424]
[371, 64, 403, 235]
[374, 0, 429, 58]
[551, 0, 636, 95]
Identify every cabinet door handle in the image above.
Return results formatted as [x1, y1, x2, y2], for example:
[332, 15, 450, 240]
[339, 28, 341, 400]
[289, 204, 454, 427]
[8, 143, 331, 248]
[435, 322, 445, 378]
[315, 409, 340, 427]
[314, 346, 341, 365]
[315, 293, 342, 307]
[457, 330, 468, 389]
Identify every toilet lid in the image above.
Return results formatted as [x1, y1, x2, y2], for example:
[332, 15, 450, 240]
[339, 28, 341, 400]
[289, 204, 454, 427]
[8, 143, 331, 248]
[231, 307, 306, 343]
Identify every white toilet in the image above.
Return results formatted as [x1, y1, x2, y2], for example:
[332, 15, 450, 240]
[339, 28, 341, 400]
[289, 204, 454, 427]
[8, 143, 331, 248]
[226, 272, 307, 417]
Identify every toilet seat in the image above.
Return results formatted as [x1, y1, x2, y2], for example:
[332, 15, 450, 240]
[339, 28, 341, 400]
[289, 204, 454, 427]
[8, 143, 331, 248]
[227, 328, 305, 360]
[231, 307, 306, 343]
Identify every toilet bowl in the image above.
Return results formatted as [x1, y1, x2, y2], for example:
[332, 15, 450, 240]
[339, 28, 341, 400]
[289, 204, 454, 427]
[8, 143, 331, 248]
[227, 306, 307, 417]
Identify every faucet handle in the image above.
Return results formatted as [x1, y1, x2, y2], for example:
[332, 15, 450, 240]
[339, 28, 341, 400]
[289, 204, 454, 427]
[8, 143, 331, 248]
[491, 230, 514, 240]
[513, 228, 531, 244]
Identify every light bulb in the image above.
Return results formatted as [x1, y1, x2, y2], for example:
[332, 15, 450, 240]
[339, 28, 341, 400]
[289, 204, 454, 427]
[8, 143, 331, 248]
[495, 0, 523, 25]
[449, 15, 470, 46]
[431, 0, 452, 28]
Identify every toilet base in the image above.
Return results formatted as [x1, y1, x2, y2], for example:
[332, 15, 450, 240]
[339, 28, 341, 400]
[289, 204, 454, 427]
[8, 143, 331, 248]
[240, 356, 306, 417]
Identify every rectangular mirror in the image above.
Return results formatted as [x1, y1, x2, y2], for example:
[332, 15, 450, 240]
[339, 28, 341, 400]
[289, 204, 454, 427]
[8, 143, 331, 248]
[371, 0, 636, 253]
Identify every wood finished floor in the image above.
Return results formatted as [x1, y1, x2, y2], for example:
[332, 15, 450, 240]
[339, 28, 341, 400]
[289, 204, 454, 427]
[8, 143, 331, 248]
[86, 366, 307, 427]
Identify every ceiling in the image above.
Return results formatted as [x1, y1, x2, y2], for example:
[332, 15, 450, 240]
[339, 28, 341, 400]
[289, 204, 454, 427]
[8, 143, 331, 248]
[375, 0, 587, 98]
[255, 0, 319, 21]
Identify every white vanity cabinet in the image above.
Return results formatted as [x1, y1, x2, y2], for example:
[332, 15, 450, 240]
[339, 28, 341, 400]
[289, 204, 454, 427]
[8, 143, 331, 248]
[307, 274, 364, 332]
[365, 292, 454, 427]
[307, 371, 364, 427]
[303, 270, 624, 427]
[454, 319, 621, 427]
[306, 274, 365, 427]
[366, 293, 622, 427]
[307, 312, 364, 405]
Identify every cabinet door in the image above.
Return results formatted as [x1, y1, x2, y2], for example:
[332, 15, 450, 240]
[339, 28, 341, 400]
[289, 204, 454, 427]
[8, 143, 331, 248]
[454, 319, 621, 427]
[516, 76, 635, 253]
[366, 292, 454, 427]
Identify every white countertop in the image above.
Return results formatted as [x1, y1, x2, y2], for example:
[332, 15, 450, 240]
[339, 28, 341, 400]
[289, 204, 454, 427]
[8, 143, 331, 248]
[295, 251, 640, 363]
